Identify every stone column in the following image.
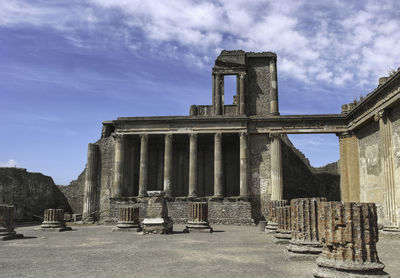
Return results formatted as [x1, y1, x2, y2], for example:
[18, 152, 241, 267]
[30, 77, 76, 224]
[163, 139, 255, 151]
[266, 200, 288, 233]
[163, 134, 173, 197]
[113, 207, 140, 231]
[215, 74, 222, 115]
[41, 209, 71, 231]
[274, 205, 292, 243]
[338, 132, 360, 202]
[314, 201, 389, 277]
[138, 134, 149, 197]
[288, 198, 326, 256]
[0, 204, 23, 240]
[188, 133, 198, 198]
[270, 134, 283, 201]
[269, 57, 279, 115]
[113, 134, 124, 198]
[239, 132, 249, 198]
[186, 202, 213, 232]
[82, 143, 99, 223]
[239, 73, 246, 115]
[375, 110, 398, 230]
[214, 132, 223, 198]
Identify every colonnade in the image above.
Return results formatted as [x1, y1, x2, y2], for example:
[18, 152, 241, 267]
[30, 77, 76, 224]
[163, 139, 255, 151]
[112, 132, 251, 199]
[213, 73, 246, 115]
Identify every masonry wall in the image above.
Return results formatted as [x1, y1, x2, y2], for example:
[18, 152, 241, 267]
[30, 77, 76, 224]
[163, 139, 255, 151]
[247, 57, 271, 116]
[389, 105, 400, 226]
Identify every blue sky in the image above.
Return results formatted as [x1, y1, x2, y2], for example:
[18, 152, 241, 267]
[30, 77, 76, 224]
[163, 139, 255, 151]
[1, 0, 400, 184]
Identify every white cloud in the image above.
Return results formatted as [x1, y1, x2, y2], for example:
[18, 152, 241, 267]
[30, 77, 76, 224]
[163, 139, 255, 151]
[1, 0, 400, 90]
[0, 159, 19, 167]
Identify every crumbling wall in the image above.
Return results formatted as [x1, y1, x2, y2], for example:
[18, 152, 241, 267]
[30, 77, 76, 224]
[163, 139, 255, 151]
[0, 168, 70, 220]
[58, 169, 85, 214]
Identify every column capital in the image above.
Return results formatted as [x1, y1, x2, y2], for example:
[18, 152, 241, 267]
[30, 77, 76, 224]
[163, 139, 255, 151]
[140, 134, 149, 141]
[215, 132, 222, 139]
[374, 110, 386, 122]
[337, 131, 354, 139]
[269, 133, 282, 139]
[165, 133, 173, 140]
[239, 132, 248, 139]
[112, 133, 123, 140]
[189, 133, 198, 139]
[239, 73, 246, 79]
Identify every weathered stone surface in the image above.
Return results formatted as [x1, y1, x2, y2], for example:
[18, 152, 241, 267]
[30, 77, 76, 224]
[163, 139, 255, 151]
[41, 208, 71, 232]
[266, 200, 288, 232]
[0, 204, 23, 240]
[314, 202, 390, 277]
[0, 167, 70, 220]
[82, 143, 100, 223]
[186, 202, 213, 232]
[113, 207, 140, 231]
[287, 197, 326, 255]
[142, 196, 173, 234]
[274, 205, 291, 243]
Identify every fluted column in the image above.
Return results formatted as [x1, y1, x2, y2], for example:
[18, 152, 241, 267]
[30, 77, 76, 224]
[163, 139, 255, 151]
[188, 133, 198, 197]
[215, 74, 222, 115]
[266, 200, 288, 233]
[214, 132, 223, 197]
[239, 73, 246, 115]
[163, 134, 173, 197]
[113, 134, 124, 198]
[138, 134, 149, 197]
[239, 132, 249, 198]
[375, 110, 398, 230]
[274, 205, 292, 242]
[269, 57, 279, 115]
[41, 209, 70, 231]
[270, 134, 283, 200]
[115, 207, 140, 229]
[314, 202, 389, 277]
[83, 143, 100, 222]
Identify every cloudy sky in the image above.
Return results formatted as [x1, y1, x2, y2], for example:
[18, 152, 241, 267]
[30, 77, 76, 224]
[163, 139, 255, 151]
[1, 0, 400, 184]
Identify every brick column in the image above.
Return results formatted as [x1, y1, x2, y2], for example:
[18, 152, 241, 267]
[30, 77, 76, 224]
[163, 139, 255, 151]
[0, 204, 23, 240]
[163, 134, 173, 197]
[239, 73, 246, 115]
[314, 202, 389, 277]
[274, 205, 292, 243]
[188, 133, 198, 198]
[375, 110, 398, 230]
[113, 134, 124, 198]
[269, 57, 279, 115]
[214, 132, 223, 197]
[41, 209, 71, 231]
[83, 143, 99, 222]
[266, 200, 288, 233]
[138, 134, 149, 197]
[215, 74, 222, 115]
[186, 202, 213, 232]
[288, 198, 326, 256]
[270, 134, 283, 200]
[239, 132, 249, 198]
[114, 207, 140, 231]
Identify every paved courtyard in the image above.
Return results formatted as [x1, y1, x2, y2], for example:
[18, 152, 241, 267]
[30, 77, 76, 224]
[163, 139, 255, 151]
[1, 224, 399, 278]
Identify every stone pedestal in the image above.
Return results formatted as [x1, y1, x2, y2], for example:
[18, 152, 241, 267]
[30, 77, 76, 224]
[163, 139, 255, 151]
[266, 200, 288, 233]
[113, 207, 141, 232]
[274, 205, 291, 244]
[0, 205, 23, 241]
[313, 202, 390, 278]
[41, 209, 71, 232]
[185, 202, 213, 233]
[287, 198, 326, 259]
[142, 196, 173, 234]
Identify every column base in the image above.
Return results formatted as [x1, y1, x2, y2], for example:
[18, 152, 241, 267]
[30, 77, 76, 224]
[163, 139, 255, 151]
[41, 226, 72, 232]
[274, 231, 291, 244]
[0, 231, 24, 241]
[265, 221, 278, 233]
[382, 226, 400, 233]
[112, 224, 141, 232]
[142, 217, 173, 235]
[185, 222, 213, 233]
[313, 257, 389, 278]
[287, 240, 322, 254]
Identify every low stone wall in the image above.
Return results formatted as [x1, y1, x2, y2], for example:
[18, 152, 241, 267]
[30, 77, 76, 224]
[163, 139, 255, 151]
[106, 197, 254, 225]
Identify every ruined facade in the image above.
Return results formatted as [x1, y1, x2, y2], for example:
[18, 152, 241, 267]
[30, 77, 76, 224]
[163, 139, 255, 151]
[80, 50, 400, 228]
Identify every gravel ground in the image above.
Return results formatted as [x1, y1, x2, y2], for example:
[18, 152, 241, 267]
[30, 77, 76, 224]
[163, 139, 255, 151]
[0, 224, 398, 278]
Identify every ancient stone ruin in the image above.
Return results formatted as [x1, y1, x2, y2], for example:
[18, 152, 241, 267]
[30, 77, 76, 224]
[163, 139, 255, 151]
[314, 201, 389, 277]
[0, 204, 23, 240]
[266, 200, 288, 233]
[142, 195, 173, 234]
[185, 202, 213, 233]
[41, 208, 71, 232]
[113, 207, 141, 232]
[274, 205, 291, 244]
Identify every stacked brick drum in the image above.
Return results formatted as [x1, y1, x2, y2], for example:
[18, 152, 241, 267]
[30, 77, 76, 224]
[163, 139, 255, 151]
[274, 205, 291, 244]
[287, 198, 326, 257]
[266, 200, 288, 233]
[0, 204, 23, 240]
[41, 208, 71, 231]
[113, 207, 141, 232]
[185, 202, 213, 233]
[313, 202, 390, 278]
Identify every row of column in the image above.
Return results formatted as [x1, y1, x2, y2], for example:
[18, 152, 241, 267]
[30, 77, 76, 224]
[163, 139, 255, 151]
[213, 73, 246, 115]
[112, 132, 250, 199]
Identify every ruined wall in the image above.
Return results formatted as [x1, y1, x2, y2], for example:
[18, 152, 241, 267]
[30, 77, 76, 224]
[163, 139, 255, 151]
[247, 57, 271, 116]
[389, 106, 400, 226]
[356, 121, 382, 204]
[59, 169, 85, 214]
[0, 168, 70, 220]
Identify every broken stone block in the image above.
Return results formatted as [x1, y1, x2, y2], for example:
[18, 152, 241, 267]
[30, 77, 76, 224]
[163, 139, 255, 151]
[313, 201, 390, 278]
[41, 209, 71, 232]
[266, 200, 288, 233]
[287, 197, 326, 259]
[185, 202, 213, 233]
[113, 207, 140, 232]
[274, 205, 291, 244]
[0, 204, 23, 240]
[142, 196, 173, 234]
